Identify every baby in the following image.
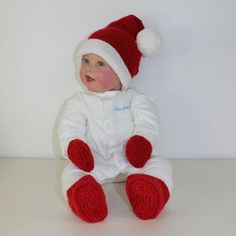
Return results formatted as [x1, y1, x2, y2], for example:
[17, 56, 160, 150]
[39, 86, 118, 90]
[58, 15, 173, 223]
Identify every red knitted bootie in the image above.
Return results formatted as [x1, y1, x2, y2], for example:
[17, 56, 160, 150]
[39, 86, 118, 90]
[66, 175, 108, 223]
[126, 174, 170, 220]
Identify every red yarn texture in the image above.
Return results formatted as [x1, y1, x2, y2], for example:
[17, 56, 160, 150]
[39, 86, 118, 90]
[125, 135, 152, 168]
[66, 175, 108, 223]
[126, 174, 170, 220]
[89, 15, 144, 77]
[67, 139, 94, 172]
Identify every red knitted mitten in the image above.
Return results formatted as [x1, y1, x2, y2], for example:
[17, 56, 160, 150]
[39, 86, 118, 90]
[126, 174, 170, 220]
[67, 139, 94, 172]
[125, 135, 152, 168]
[66, 175, 108, 223]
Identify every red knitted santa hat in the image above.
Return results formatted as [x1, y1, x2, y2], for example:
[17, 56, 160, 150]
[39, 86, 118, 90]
[76, 15, 161, 90]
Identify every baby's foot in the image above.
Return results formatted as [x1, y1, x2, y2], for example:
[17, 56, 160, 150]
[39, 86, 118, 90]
[67, 175, 108, 223]
[126, 174, 170, 220]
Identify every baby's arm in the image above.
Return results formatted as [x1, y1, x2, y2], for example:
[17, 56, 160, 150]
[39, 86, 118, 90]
[126, 93, 159, 168]
[58, 95, 94, 172]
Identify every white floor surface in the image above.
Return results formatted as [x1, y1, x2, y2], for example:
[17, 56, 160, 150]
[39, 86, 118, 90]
[0, 159, 236, 236]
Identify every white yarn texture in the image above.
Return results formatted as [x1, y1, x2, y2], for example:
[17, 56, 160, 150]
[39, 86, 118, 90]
[136, 28, 161, 56]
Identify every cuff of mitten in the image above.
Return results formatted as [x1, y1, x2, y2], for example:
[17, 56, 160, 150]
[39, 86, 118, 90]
[133, 131, 157, 148]
[60, 137, 87, 159]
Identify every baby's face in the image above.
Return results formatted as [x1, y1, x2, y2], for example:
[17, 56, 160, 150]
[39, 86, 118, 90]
[80, 53, 122, 93]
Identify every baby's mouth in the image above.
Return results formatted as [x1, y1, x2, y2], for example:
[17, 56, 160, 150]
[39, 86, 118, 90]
[85, 75, 95, 82]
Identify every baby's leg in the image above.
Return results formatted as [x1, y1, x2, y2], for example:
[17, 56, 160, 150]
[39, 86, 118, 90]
[125, 156, 173, 220]
[61, 163, 107, 223]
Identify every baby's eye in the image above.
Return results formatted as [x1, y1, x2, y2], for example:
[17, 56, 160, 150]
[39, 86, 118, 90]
[82, 58, 89, 64]
[97, 61, 105, 67]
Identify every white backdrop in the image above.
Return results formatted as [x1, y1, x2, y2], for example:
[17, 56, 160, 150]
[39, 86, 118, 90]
[0, 0, 236, 159]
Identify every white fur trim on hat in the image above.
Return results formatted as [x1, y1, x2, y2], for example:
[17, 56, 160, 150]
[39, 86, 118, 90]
[136, 28, 161, 56]
[76, 39, 132, 90]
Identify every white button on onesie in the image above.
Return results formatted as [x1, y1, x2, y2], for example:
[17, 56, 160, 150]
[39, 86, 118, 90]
[58, 88, 173, 199]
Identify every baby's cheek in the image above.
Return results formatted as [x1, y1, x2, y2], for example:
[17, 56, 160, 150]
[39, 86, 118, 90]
[105, 69, 120, 83]
[99, 71, 117, 87]
[99, 76, 113, 89]
[79, 68, 85, 80]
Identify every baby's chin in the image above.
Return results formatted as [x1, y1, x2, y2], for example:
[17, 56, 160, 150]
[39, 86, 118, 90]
[88, 87, 105, 93]
[82, 82, 105, 93]
[81, 79, 120, 93]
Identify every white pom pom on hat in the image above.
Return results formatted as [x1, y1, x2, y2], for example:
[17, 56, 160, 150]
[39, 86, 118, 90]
[137, 28, 161, 56]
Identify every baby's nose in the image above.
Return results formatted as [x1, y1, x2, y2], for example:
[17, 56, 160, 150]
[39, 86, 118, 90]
[86, 64, 95, 72]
